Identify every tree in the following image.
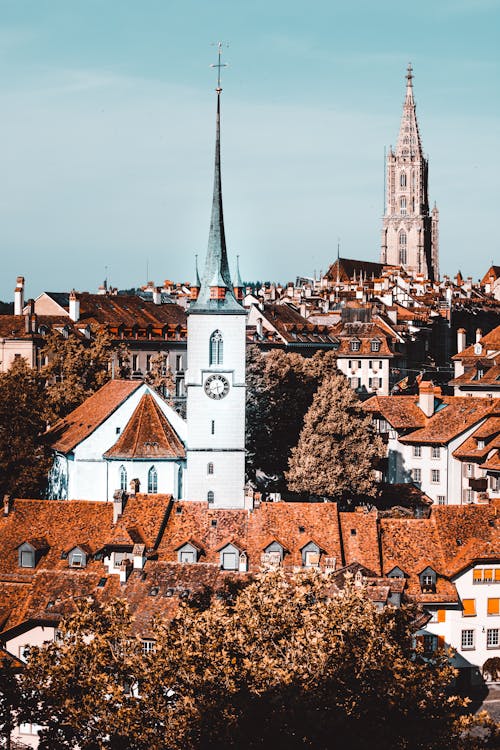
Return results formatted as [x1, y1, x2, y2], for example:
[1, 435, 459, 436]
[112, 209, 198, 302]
[286, 371, 384, 501]
[245, 347, 338, 486]
[41, 326, 129, 421]
[0, 654, 23, 750]
[19, 574, 498, 750]
[0, 357, 51, 498]
[143, 353, 176, 404]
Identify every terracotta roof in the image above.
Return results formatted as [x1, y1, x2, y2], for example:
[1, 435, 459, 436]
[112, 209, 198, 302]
[0, 315, 33, 339]
[339, 509, 381, 574]
[257, 304, 339, 347]
[452, 325, 500, 361]
[46, 380, 142, 453]
[452, 417, 500, 460]
[401, 399, 499, 445]
[482, 450, 500, 471]
[328, 321, 394, 357]
[104, 393, 185, 460]
[364, 395, 428, 430]
[325, 257, 385, 283]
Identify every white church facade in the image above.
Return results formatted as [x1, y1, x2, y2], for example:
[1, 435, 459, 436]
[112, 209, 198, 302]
[47, 51, 247, 509]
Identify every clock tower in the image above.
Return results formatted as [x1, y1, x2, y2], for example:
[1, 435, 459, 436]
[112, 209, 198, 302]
[185, 46, 247, 508]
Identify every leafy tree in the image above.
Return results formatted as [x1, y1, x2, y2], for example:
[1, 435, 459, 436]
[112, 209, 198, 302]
[0, 655, 23, 750]
[41, 326, 129, 420]
[0, 358, 51, 498]
[143, 352, 175, 403]
[245, 346, 338, 486]
[286, 371, 384, 501]
[20, 573, 498, 750]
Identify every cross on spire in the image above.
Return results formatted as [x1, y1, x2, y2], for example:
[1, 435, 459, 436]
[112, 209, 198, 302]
[210, 41, 228, 92]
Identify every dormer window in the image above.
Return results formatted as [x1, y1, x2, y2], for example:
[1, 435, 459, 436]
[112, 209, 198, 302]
[264, 541, 285, 566]
[68, 546, 88, 569]
[387, 566, 405, 579]
[478, 440, 485, 450]
[301, 541, 321, 568]
[18, 543, 35, 568]
[370, 339, 381, 352]
[219, 543, 239, 571]
[419, 567, 437, 592]
[350, 340, 360, 352]
[177, 542, 198, 564]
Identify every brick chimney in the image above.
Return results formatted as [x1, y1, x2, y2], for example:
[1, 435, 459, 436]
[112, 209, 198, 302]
[3, 495, 11, 516]
[152, 287, 162, 305]
[476, 328, 482, 344]
[418, 381, 435, 418]
[14, 276, 25, 316]
[457, 328, 466, 354]
[113, 490, 127, 524]
[69, 290, 80, 322]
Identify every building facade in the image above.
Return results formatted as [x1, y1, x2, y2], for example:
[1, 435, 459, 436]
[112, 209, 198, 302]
[381, 65, 439, 281]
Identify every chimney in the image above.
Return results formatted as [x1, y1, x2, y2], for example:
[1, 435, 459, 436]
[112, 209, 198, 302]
[476, 328, 482, 344]
[133, 544, 146, 570]
[256, 317, 263, 337]
[3, 495, 11, 516]
[152, 287, 162, 305]
[418, 381, 435, 418]
[69, 290, 80, 322]
[113, 490, 127, 524]
[457, 328, 466, 354]
[14, 276, 25, 316]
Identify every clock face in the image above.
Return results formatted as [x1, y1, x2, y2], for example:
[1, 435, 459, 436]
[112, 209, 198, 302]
[204, 374, 230, 400]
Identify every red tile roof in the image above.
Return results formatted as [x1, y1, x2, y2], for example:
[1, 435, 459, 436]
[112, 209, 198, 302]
[104, 394, 185, 460]
[46, 380, 142, 453]
[401, 399, 499, 445]
[364, 395, 428, 430]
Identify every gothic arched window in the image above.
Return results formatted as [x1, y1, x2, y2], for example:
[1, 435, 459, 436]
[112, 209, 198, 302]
[119, 465, 127, 492]
[177, 465, 183, 499]
[148, 466, 158, 494]
[209, 330, 223, 365]
[399, 232, 407, 265]
[400, 197, 407, 216]
[207, 490, 215, 504]
[400, 172, 407, 188]
[207, 462, 214, 475]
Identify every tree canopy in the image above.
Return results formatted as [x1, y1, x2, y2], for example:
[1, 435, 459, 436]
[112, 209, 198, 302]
[286, 371, 384, 501]
[0, 357, 51, 498]
[18, 571, 498, 750]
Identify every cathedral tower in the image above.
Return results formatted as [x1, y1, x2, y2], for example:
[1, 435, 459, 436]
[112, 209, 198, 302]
[185, 46, 247, 508]
[380, 65, 439, 280]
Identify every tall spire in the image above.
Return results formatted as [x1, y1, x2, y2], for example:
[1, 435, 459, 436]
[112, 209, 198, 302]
[190, 42, 243, 314]
[396, 62, 423, 159]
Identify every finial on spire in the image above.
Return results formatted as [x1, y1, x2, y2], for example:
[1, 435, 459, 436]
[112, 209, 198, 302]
[210, 41, 228, 93]
[406, 62, 413, 85]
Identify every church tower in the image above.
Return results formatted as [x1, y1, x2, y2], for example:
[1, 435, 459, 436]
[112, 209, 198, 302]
[185, 46, 247, 508]
[380, 65, 439, 281]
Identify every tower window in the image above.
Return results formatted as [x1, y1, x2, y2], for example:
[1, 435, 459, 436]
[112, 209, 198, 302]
[399, 232, 407, 265]
[207, 462, 214, 475]
[147, 466, 158, 494]
[400, 172, 407, 188]
[207, 491, 215, 504]
[400, 197, 407, 216]
[209, 330, 223, 365]
[119, 465, 127, 492]
[211, 420, 215, 435]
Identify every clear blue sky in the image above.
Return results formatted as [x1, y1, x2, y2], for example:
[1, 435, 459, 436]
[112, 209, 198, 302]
[0, 0, 498, 300]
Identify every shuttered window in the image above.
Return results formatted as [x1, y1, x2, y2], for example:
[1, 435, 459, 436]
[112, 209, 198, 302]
[496, 569, 500, 582]
[473, 569, 482, 583]
[487, 598, 500, 616]
[462, 599, 476, 617]
[437, 609, 446, 623]
[484, 569, 493, 582]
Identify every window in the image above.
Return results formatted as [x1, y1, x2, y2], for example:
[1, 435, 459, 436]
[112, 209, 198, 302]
[487, 629, 499, 649]
[422, 634, 436, 655]
[132, 354, 138, 372]
[412, 468, 422, 483]
[177, 543, 197, 564]
[478, 439, 485, 450]
[437, 496, 446, 505]
[431, 469, 440, 483]
[413, 446, 422, 458]
[146, 354, 152, 372]
[399, 231, 407, 264]
[400, 172, 407, 188]
[474, 569, 500, 584]
[422, 574, 434, 589]
[207, 490, 215, 504]
[220, 544, 239, 570]
[147, 466, 158, 494]
[177, 466, 183, 500]
[490, 476, 500, 492]
[461, 630, 475, 650]
[301, 542, 321, 568]
[207, 462, 214, 475]
[437, 609, 446, 623]
[462, 599, 476, 617]
[465, 463, 473, 477]
[20, 549, 35, 568]
[350, 340, 360, 352]
[119, 465, 127, 492]
[113, 551, 129, 569]
[487, 598, 500, 616]
[176, 354, 183, 371]
[211, 420, 215, 435]
[350, 377, 360, 389]
[69, 549, 85, 568]
[400, 197, 407, 216]
[371, 340, 381, 352]
[264, 542, 284, 565]
[142, 639, 156, 654]
[209, 330, 223, 365]
[431, 446, 440, 459]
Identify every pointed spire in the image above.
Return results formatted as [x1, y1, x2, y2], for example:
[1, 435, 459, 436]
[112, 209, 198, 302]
[195, 254, 201, 287]
[190, 254, 201, 301]
[396, 63, 423, 159]
[190, 43, 243, 315]
[233, 254, 244, 301]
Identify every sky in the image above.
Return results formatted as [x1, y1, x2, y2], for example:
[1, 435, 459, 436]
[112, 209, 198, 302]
[0, 0, 499, 301]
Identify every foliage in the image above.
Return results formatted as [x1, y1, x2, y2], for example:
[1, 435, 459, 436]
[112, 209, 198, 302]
[19, 572, 499, 750]
[41, 326, 129, 420]
[245, 346, 337, 485]
[0, 656, 23, 750]
[143, 352, 175, 403]
[286, 371, 384, 501]
[0, 357, 51, 498]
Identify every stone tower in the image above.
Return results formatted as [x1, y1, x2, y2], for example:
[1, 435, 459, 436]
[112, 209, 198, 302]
[380, 64, 439, 281]
[185, 55, 247, 508]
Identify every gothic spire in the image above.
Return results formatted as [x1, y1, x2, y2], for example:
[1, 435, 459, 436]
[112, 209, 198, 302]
[396, 62, 423, 159]
[190, 43, 243, 314]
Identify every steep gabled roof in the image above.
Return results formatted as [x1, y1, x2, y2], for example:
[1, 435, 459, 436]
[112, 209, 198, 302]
[104, 393, 185, 460]
[401, 399, 498, 445]
[46, 380, 142, 454]
[364, 395, 428, 430]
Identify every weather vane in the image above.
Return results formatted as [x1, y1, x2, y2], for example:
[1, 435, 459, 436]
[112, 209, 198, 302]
[210, 41, 229, 92]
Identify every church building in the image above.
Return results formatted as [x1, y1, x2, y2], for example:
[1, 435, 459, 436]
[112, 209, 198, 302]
[380, 65, 439, 281]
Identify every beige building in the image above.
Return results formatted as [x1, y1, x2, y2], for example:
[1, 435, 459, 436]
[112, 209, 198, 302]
[381, 65, 439, 281]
